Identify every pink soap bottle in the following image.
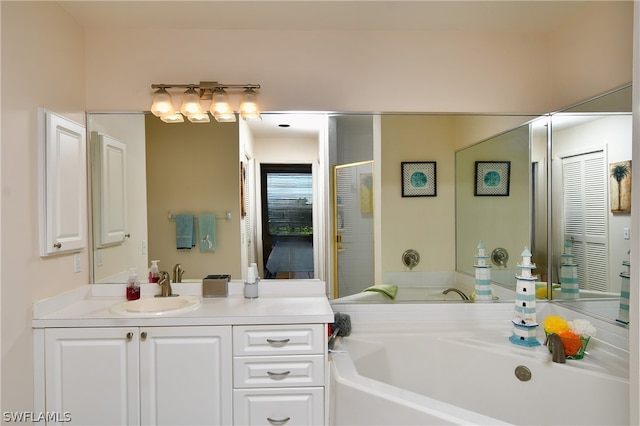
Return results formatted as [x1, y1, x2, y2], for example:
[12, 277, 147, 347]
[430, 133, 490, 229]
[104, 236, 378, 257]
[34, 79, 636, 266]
[148, 260, 160, 283]
[126, 268, 140, 301]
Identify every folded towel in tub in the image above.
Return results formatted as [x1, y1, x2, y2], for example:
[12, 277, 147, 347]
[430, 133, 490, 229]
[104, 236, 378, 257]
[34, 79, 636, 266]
[175, 214, 196, 249]
[362, 284, 398, 299]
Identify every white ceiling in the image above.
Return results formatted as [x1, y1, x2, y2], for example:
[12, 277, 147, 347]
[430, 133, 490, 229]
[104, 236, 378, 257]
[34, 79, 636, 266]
[58, 0, 597, 138]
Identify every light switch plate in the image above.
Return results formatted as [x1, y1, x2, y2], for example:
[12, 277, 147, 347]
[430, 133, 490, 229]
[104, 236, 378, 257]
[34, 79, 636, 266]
[73, 253, 82, 273]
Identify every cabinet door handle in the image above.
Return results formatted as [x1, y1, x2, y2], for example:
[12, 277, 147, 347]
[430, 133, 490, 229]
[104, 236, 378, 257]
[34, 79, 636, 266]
[140, 331, 147, 341]
[53, 242, 62, 249]
[126, 332, 133, 341]
[266, 370, 291, 379]
[266, 417, 290, 425]
[266, 338, 290, 347]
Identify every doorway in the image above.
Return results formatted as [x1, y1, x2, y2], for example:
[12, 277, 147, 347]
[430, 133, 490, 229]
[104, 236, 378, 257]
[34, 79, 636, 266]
[260, 164, 314, 279]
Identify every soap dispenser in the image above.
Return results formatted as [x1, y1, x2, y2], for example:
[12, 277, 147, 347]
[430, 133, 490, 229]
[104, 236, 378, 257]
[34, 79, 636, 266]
[149, 260, 160, 283]
[126, 268, 141, 300]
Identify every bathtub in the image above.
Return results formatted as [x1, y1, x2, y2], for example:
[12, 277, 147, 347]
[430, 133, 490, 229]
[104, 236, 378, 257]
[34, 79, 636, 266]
[334, 286, 470, 303]
[329, 320, 629, 425]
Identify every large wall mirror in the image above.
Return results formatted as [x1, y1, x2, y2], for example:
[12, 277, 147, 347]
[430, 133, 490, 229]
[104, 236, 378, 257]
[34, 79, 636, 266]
[88, 112, 325, 284]
[549, 85, 632, 323]
[455, 117, 548, 291]
[88, 86, 631, 327]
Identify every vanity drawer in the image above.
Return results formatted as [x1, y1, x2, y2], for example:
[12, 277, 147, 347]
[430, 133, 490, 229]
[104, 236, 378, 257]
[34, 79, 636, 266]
[233, 325, 324, 356]
[233, 387, 324, 426]
[233, 355, 325, 388]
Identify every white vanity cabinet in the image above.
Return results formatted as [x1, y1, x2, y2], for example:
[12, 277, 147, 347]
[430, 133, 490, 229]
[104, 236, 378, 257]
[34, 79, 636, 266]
[232, 324, 326, 425]
[42, 326, 232, 426]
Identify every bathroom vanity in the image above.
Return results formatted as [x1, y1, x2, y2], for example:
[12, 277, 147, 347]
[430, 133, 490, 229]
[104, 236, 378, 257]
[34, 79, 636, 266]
[32, 281, 333, 425]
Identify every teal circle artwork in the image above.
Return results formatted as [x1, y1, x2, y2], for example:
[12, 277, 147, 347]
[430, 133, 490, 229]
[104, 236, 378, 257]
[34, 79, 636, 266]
[483, 171, 501, 187]
[410, 171, 428, 187]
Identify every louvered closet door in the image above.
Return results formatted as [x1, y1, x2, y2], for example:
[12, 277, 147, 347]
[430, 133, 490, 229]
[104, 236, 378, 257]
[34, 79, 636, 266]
[561, 150, 609, 292]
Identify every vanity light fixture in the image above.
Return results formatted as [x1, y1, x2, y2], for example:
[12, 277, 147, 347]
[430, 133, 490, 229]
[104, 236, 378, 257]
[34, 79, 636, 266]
[239, 87, 261, 120]
[150, 81, 261, 123]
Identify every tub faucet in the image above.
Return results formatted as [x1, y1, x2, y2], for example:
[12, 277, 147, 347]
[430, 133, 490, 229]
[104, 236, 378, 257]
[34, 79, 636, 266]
[173, 263, 185, 283]
[442, 288, 469, 301]
[155, 271, 178, 297]
[544, 333, 566, 363]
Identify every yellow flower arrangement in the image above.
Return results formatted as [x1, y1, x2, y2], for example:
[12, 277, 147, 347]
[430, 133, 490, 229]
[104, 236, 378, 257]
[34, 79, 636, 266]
[543, 315, 597, 359]
[543, 315, 570, 334]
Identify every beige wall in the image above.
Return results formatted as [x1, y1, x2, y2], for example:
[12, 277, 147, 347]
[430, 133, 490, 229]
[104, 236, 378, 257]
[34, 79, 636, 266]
[550, 1, 634, 107]
[0, 0, 635, 416]
[145, 116, 242, 279]
[380, 116, 457, 273]
[81, 2, 632, 114]
[1, 1, 87, 412]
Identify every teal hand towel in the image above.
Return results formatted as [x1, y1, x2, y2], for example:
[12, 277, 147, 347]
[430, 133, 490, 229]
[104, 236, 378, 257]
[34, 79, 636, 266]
[176, 214, 195, 249]
[362, 284, 398, 299]
[198, 214, 216, 251]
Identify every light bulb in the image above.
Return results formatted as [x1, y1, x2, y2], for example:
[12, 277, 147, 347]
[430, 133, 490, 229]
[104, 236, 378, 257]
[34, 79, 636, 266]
[180, 87, 203, 116]
[210, 87, 233, 115]
[150, 88, 173, 117]
[239, 88, 261, 120]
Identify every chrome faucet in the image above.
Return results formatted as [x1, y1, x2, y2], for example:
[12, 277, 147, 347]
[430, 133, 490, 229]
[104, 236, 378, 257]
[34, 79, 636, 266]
[173, 263, 185, 283]
[155, 271, 178, 297]
[442, 288, 469, 301]
[544, 333, 566, 363]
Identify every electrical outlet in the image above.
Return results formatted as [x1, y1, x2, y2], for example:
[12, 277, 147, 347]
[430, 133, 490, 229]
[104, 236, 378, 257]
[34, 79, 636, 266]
[73, 253, 82, 273]
[142, 239, 147, 255]
[624, 228, 630, 240]
[96, 249, 103, 267]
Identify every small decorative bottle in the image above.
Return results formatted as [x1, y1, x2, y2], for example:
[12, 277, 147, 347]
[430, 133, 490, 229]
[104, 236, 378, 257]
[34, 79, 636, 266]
[244, 265, 259, 299]
[148, 260, 160, 283]
[126, 268, 141, 301]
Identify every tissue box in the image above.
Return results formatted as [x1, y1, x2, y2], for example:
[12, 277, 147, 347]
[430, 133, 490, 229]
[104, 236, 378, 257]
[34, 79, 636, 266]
[202, 274, 230, 297]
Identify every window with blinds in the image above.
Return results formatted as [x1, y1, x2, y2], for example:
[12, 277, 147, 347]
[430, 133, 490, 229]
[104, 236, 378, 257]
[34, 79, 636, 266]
[561, 150, 609, 292]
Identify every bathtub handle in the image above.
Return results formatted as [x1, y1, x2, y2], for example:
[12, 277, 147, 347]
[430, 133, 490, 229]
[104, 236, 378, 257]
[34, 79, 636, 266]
[266, 417, 290, 425]
[267, 370, 291, 379]
[266, 338, 290, 346]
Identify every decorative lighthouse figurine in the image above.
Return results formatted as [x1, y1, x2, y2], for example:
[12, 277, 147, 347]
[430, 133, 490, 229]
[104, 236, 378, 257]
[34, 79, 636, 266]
[617, 251, 630, 325]
[474, 240, 492, 301]
[560, 239, 579, 299]
[509, 247, 540, 346]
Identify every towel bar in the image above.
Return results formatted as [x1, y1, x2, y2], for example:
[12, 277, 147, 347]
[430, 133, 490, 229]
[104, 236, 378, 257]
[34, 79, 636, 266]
[167, 210, 232, 222]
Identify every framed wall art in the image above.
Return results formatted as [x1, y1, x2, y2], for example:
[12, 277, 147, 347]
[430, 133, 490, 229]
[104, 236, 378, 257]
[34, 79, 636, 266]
[610, 160, 631, 213]
[475, 161, 511, 196]
[401, 161, 436, 197]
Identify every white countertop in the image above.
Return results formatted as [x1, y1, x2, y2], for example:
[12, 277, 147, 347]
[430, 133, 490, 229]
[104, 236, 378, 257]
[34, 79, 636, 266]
[33, 280, 334, 328]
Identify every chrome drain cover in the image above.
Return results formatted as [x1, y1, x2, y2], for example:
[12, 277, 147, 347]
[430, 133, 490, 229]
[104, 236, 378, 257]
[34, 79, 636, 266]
[515, 365, 532, 382]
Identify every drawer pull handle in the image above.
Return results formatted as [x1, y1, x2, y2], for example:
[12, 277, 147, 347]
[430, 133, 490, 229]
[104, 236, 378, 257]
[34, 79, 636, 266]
[266, 338, 290, 347]
[267, 370, 291, 379]
[126, 332, 133, 341]
[267, 417, 290, 425]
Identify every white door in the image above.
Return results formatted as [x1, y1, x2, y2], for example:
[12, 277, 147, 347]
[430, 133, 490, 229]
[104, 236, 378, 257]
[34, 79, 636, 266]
[44, 327, 140, 425]
[561, 150, 609, 291]
[139, 326, 233, 426]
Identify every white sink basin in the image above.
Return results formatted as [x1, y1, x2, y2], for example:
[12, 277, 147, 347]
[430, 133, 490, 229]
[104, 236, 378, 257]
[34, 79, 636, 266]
[110, 296, 201, 316]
